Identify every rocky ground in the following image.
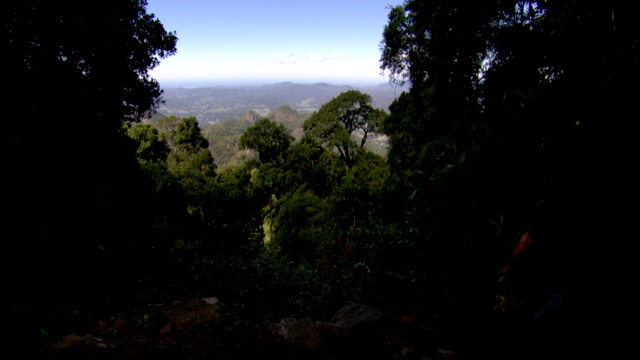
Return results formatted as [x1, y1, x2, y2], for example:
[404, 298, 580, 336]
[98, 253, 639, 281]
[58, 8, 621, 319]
[36, 298, 462, 360]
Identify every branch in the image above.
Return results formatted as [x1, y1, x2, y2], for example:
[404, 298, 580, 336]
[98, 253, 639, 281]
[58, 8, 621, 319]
[262, 182, 304, 220]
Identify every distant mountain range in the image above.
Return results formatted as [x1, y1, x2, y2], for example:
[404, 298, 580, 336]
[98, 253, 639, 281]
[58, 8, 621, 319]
[153, 81, 409, 124]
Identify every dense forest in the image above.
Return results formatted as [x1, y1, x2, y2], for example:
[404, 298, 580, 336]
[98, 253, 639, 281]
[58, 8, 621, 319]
[2, 1, 635, 359]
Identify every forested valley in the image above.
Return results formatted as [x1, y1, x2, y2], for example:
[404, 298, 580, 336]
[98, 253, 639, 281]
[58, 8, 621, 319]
[2, 1, 635, 359]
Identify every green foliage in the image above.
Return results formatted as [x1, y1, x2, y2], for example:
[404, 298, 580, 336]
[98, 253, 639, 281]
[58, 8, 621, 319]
[252, 134, 394, 309]
[239, 118, 294, 165]
[284, 137, 346, 197]
[269, 188, 328, 262]
[166, 118, 215, 172]
[200, 106, 308, 168]
[156, 115, 184, 149]
[340, 151, 390, 207]
[173, 117, 210, 152]
[161, 117, 217, 219]
[128, 123, 170, 163]
[304, 90, 387, 168]
[202, 114, 266, 168]
[127, 122, 179, 197]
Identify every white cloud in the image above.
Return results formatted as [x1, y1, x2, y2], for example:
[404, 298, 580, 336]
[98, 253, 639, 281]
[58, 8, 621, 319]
[273, 52, 297, 64]
[306, 54, 328, 63]
[273, 59, 297, 64]
[332, 53, 347, 60]
[305, 53, 348, 63]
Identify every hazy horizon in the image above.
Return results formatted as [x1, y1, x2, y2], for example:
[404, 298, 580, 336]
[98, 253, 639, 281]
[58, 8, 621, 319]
[156, 77, 395, 89]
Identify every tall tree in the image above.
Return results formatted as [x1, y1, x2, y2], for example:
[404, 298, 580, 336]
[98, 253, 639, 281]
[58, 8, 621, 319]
[172, 117, 212, 156]
[303, 90, 387, 168]
[128, 122, 178, 195]
[166, 117, 217, 218]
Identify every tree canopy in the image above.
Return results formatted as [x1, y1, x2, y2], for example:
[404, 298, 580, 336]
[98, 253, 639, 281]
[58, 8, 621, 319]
[129, 123, 171, 164]
[303, 90, 387, 168]
[239, 118, 294, 165]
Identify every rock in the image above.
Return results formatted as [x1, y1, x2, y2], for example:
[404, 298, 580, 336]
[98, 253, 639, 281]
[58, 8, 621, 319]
[50, 334, 83, 350]
[45, 297, 229, 359]
[270, 317, 296, 337]
[436, 347, 457, 359]
[202, 297, 219, 305]
[239, 110, 259, 124]
[115, 319, 135, 337]
[272, 301, 446, 359]
[283, 317, 342, 351]
[49, 334, 115, 358]
[329, 301, 384, 336]
[162, 297, 223, 326]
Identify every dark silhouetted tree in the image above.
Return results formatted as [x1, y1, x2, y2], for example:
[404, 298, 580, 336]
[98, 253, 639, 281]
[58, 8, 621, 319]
[379, 1, 637, 356]
[2, 0, 177, 335]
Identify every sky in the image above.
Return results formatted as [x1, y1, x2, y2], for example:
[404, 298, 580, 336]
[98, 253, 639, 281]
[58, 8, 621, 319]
[146, 0, 403, 86]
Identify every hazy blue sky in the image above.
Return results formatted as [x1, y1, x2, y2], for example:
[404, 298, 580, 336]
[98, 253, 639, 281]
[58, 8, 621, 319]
[146, 0, 402, 86]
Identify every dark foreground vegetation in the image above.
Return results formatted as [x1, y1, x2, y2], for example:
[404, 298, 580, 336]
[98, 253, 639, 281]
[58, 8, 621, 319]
[2, 1, 634, 359]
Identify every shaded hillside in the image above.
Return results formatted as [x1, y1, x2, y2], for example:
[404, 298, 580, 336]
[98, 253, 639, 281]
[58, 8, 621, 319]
[157, 82, 408, 124]
[362, 82, 410, 112]
[266, 104, 308, 132]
